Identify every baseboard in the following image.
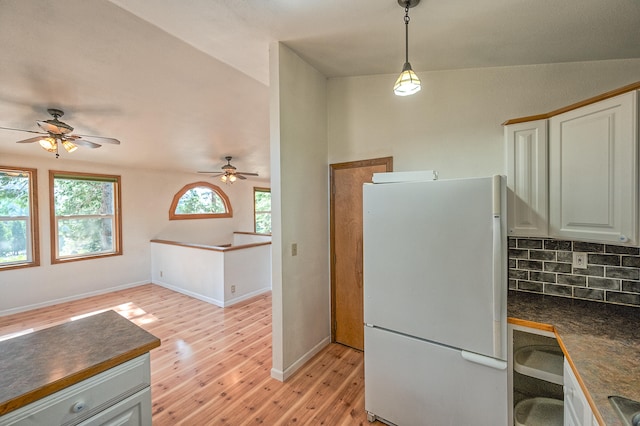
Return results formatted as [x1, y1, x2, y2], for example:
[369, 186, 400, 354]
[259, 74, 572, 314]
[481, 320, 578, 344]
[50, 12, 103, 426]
[270, 335, 331, 382]
[153, 281, 270, 308]
[0, 281, 148, 317]
[153, 280, 224, 307]
[224, 287, 271, 307]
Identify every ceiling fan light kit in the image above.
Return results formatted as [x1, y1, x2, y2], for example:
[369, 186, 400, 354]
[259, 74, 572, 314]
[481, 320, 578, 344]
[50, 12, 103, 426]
[38, 137, 57, 152]
[0, 108, 120, 158]
[393, 0, 421, 97]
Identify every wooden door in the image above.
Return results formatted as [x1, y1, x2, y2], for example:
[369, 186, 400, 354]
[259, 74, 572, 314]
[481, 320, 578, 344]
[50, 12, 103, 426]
[330, 157, 392, 350]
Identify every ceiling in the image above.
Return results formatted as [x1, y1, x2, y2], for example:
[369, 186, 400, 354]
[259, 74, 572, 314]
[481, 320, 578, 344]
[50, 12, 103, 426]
[1, 0, 639, 179]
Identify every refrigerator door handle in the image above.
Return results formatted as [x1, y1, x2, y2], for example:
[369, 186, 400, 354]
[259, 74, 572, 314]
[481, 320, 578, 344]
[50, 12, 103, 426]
[492, 175, 504, 359]
[492, 215, 502, 324]
[461, 350, 507, 370]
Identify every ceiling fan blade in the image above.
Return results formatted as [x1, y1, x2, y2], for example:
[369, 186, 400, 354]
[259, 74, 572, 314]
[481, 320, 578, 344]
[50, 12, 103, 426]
[72, 134, 120, 144]
[70, 138, 102, 149]
[235, 174, 247, 180]
[0, 126, 47, 135]
[198, 172, 225, 178]
[236, 172, 259, 176]
[16, 136, 45, 144]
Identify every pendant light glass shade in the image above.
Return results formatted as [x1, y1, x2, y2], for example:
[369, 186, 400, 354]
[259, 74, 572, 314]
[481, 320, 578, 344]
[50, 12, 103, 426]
[394, 62, 421, 96]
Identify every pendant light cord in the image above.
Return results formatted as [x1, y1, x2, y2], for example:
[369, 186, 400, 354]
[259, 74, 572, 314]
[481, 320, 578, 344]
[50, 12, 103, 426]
[404, 2, 410, 64]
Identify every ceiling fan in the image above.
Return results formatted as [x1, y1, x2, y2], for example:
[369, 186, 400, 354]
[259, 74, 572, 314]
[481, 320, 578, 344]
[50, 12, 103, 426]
[0, 108, 121, 158]
[198, 156, 259, 183]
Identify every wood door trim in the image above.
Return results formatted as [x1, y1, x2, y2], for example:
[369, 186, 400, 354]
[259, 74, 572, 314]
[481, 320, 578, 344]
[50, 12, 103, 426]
[329, 157, 393, 344]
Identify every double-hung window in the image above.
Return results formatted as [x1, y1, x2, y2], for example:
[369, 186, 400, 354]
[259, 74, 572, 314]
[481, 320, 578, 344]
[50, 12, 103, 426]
[50, 171, 122, 263]
[254, 187, 271, 234]
[0, 167, 39, 270]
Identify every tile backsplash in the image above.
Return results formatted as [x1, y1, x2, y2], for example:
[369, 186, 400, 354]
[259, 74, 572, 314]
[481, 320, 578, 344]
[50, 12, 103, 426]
[508, 237, 640, 307]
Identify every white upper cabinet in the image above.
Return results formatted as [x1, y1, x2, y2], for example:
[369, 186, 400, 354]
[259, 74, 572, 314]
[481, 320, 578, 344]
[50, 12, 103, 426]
[505, 120, 548, 237]
[549, 91, 638, 245]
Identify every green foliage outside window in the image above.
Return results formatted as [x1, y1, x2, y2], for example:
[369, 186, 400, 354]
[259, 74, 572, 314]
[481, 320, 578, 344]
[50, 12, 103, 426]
[254, 188, 271, 234]
[176, 187, 226, 214]
[53, 175, 118, 259]
[0, 171, 31, 264]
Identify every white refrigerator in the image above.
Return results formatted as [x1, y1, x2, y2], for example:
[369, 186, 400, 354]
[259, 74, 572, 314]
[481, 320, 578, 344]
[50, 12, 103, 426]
[363, 175, 508, 426]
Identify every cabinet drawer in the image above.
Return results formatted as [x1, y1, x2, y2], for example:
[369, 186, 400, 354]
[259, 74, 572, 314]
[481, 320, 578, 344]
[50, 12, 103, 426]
[76, 387, 150, 426]
[0, 354, 150, 426]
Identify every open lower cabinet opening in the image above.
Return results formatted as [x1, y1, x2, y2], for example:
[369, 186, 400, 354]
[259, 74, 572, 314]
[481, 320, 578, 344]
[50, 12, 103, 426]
[511, 327, 565, 426]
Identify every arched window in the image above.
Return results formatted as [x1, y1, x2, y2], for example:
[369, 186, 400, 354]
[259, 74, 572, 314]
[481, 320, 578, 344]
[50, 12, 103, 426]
[169, 182, 232, 220]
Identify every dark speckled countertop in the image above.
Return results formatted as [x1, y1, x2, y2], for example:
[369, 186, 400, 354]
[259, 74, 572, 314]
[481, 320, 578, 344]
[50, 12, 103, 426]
[508, 291, 640, 426]
[0, 310, 160, 416]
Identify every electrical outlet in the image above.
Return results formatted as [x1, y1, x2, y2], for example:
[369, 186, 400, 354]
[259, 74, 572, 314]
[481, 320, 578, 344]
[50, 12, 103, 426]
[573, 252, 587, 269]
[291, 243, 298, 256]
[231, 285, 236, 293]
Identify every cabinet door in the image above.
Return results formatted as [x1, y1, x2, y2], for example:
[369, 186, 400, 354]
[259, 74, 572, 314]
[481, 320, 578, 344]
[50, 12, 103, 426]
[505, 120, 549, 236]
[549, 91, 638, 245]
[563, 358, 595, 426]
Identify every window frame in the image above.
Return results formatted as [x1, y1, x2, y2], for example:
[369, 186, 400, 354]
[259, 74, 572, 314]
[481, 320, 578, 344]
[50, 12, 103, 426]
[253, 186, 271, 235]
[49, 170, 122, 264]
[0, 166, 40, 271]
[169, 181, 233, 220]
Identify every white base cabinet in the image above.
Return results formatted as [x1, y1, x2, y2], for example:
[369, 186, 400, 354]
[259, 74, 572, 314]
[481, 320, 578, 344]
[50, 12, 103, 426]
[0, 355, 152, 426]
[564, 358, 598, 426]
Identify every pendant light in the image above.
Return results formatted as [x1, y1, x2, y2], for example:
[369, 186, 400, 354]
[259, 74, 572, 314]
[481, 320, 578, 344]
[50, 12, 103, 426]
[393, 0, 421, 96]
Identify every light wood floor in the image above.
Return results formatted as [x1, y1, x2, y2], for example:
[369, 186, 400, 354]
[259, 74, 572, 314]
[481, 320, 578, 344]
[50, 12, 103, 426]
[0, 284, 380, 425]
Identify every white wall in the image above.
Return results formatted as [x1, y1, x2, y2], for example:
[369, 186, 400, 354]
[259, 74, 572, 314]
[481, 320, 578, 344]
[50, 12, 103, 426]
[151, 240, 271, 307]
[328, 59, 640, 178]
[0, 152, 263, 314]
[266, 57, 640, 381]
[270, 42, 330, 380]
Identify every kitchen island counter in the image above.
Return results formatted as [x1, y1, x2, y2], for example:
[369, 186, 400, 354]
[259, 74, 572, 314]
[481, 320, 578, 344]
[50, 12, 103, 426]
[0, 310, 160, 416]
[508, 291, 640, 425]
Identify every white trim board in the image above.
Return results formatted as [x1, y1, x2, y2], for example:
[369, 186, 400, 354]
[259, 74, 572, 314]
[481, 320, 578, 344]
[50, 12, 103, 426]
[153, 280, 271, 308]
[270, 336, 331, 382]
[0, 280, 148, 317]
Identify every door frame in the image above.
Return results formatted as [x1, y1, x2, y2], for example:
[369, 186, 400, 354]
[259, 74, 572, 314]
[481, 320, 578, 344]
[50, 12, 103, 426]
[329, 156, 393, 344]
